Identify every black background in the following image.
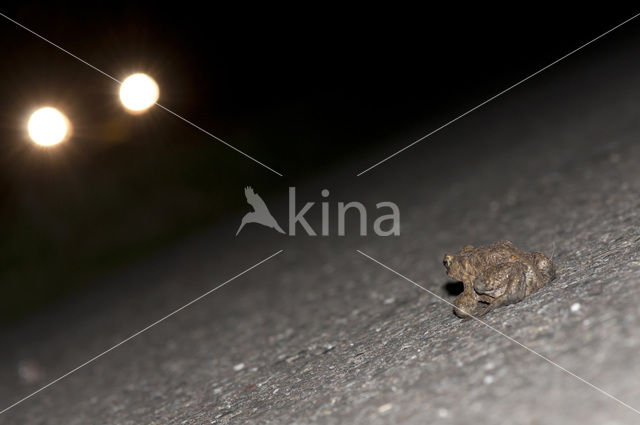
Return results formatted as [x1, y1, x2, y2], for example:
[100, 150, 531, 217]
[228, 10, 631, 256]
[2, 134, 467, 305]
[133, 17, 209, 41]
[0, 4, 638, 320]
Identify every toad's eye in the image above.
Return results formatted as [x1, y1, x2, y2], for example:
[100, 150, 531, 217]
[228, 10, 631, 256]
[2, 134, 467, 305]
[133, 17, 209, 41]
[443, 255, 453, 268]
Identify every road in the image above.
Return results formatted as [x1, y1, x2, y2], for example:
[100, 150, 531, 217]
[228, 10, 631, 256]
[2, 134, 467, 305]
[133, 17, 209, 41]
[2, 39, 640, 425]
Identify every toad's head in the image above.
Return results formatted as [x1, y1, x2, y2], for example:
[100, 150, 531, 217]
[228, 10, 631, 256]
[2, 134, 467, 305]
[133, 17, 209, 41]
[532, 252, 556, 283]
[443, 253, 465, 282]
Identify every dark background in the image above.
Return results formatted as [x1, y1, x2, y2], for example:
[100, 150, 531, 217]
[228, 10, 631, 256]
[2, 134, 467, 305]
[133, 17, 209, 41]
[0, 4, 638, 322]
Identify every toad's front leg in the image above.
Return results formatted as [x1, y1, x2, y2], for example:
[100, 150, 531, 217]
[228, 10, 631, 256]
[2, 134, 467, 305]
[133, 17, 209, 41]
[453, 287, 479, 319]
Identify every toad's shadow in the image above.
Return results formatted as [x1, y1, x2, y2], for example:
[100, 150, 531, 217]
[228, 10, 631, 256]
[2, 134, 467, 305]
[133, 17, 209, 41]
[443, 280, 464, 296]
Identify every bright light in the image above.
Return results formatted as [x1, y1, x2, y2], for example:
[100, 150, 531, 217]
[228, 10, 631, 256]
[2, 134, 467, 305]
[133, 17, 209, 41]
[27, 107, 69, 146]
[119, 73, 159, 112]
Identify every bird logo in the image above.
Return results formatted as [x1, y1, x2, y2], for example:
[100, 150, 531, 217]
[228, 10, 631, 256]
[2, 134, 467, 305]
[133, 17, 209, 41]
[236, 186, 285, 235]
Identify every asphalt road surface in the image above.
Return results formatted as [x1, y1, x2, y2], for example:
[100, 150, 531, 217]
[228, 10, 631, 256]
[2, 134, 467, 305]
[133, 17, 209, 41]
[2, 39, 640, 425]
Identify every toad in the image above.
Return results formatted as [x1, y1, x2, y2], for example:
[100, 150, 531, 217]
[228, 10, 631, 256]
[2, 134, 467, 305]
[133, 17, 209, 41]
[442, 240, 556, 319]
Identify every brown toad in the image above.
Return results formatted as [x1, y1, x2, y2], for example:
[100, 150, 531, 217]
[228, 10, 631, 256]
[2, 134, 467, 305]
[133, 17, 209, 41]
[442, 240, 556, 319]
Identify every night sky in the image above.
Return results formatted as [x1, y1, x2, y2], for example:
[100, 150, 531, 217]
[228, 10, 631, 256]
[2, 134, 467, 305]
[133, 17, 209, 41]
[2, 6, 638, 171]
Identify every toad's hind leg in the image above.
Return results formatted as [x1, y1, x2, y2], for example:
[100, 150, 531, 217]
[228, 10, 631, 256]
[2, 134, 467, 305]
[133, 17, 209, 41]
[477, 262, 528, 315]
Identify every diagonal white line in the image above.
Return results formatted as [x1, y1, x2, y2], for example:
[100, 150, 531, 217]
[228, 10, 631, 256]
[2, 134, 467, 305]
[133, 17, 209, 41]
[0, 12, 121, 84]
[0, 249, 283, 416]
[0, 12, 283, 177]
[153, 104, 282, 176]
[356, 249, 640, 416]
[357, 11, 640, 176]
